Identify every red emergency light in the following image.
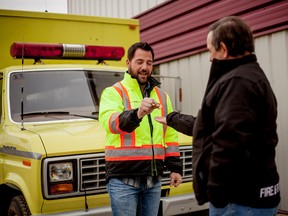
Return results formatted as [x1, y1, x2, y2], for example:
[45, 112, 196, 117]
[10, 42, 125, 61]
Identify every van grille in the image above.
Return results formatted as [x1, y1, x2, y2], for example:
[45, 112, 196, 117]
[161, 145, 193, 184]
[80, 154, 106, 192]
[80, 145, 192, 193]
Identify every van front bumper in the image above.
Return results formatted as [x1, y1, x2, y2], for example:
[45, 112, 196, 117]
[160, 193, 209, 216]
[35, 193, 208, 216]
[33, 206, 112, 216]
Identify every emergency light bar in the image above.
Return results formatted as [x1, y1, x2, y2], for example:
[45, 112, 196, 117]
[10, 42, 125, 61]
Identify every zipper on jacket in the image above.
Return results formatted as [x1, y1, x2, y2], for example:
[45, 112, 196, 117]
[144, 85, 158, 177]
[147, 114, 157, 176]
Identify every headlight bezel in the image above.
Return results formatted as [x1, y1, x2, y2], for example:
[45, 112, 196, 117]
[42, 157, 77, 199]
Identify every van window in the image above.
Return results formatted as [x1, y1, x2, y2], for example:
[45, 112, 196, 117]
[9, 70, 124, 122]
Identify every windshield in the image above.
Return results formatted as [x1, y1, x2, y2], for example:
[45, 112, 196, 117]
[9, 69, 124, 122]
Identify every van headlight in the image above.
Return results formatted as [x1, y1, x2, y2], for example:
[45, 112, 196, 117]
[47, 162, 75, 195]
[49, 162, 73, 182]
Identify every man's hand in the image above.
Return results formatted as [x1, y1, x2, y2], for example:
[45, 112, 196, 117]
[137, 97, 161, 119]
[154, 116, 167, 125]
[170, 172, 182, 187]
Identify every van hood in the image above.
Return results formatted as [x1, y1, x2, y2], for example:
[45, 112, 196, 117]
[27, 121, 106, 157]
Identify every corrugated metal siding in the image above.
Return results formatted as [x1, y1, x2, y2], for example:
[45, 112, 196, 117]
[159, 30, 288, 212]
[67, 0, 167, 18]
[134, 0, 288, 65]
[257, 32, 288, 213]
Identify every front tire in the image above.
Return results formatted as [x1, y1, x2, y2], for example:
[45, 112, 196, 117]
[8, 195, 31, 216]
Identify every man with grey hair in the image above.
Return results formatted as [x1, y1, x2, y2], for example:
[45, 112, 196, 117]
[155, 16, 280, 216]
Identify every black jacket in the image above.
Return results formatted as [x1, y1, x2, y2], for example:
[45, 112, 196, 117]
[167, 55, 280, 208]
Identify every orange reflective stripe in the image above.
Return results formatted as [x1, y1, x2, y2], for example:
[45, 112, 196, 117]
[155, 87, 166, 116]
[106, 144, 163, 149]
[108, 112, 126, 134]
[120, 133, 136, 147]
[105, 155, 164, 161]
[166, 142, 179, 146]
[119, 82, 132, 110]
[155, 87, 168, 135]
[165, 142, 180, 156]
[105, 145, 165, 161]
[113, 82, 131, 110]
[113, 85, 123, 100]
[112, 82, 135, 147]
[165, 152, 180, 157]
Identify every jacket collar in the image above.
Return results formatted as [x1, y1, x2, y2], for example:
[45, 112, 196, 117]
[123, 71, 160, 96]
[210, 54, 257, 78]
[204, 54, 257, 98]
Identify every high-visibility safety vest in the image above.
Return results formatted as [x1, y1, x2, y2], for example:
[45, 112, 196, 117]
[99, 73, 180, 163]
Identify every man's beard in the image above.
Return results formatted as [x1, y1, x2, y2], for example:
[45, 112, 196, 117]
[129, 68, 150, 85]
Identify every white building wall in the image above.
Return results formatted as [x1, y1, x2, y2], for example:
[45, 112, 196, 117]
[68, 0, 166, 18]
[160, 30, 288, 211]
[68, 0, 288, 211]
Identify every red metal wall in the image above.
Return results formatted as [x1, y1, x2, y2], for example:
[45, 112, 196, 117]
[134, 0, 288, 65]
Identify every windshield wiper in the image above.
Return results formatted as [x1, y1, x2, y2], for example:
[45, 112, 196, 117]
[21, 111, 70, 116]
[71, 113, 98, 120]
[21, 111, 98, 120]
